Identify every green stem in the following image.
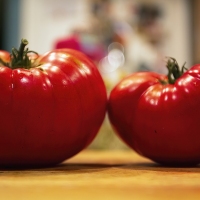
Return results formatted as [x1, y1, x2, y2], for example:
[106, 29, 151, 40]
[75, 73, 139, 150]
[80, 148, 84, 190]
[165, 57, 187, 84]
[0, 39, 38, 69]
[19, 39, 28, 60]
[11, 39, 32, 69]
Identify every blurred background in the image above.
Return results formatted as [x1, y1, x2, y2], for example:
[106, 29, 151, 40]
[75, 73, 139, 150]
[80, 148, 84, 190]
[0, 0, 198, 150]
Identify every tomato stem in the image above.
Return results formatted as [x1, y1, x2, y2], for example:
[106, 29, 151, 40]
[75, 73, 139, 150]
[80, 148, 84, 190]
[0, 39, 38, 69]
[166, 57, 187, 84]
[10, 39, 38, 69]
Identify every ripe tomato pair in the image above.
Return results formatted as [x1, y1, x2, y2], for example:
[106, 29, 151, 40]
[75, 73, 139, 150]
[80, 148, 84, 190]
[1, 40, 199, 167]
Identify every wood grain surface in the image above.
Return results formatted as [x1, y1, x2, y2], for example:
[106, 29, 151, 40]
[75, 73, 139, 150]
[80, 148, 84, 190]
[0, 150, 200, 200]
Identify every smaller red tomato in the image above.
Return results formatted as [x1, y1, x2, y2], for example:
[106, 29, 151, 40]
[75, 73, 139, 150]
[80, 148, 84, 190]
[108, 58, 200, 166]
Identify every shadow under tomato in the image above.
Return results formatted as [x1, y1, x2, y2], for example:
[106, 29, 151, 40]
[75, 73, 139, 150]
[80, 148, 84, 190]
[0, 162, 125, 176]
[0, 160, 200, 174]
[119, 161, 200, 173]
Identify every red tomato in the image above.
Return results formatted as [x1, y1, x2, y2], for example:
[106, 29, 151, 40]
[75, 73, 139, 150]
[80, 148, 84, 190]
[0, 51, 10, 66]
[108, 59, 200, 166]
[0, 39, 107, 167]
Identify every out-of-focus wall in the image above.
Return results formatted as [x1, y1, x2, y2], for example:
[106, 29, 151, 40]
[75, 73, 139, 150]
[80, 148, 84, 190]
[19, 0, 89, 54]
[19, 0, 192, 67]
[1, 0, 20, 51]
[160, 0, 192, 67]
[192, 0, 200, 64]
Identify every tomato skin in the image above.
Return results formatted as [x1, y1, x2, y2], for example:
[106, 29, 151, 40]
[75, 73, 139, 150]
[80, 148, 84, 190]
[0, 48, 107, 167]
[108, 66, 200, 166]
[0, 51, 10, 65]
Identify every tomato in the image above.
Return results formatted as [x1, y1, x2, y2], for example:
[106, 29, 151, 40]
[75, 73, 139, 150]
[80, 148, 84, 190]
[108, 58, 200, 166]
[0, 39, 107, 167]
[0, 51, 10, 66]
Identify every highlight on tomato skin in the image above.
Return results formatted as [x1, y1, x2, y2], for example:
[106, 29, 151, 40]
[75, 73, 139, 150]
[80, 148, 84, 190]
[108, 58, 200, 167]
[0, 39, 107, 168]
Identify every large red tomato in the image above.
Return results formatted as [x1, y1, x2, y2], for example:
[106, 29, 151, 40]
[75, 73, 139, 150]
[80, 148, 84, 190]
[108, 58, 200, 166]
[0, 39, 107, 167]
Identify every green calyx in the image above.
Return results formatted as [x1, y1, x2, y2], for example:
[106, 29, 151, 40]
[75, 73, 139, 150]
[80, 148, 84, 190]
[166, 57, 187, 84]
[0, 39, 38, 69]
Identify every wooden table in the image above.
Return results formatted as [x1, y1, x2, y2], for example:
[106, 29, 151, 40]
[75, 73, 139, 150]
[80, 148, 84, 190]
[0, 150, 200, 200]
